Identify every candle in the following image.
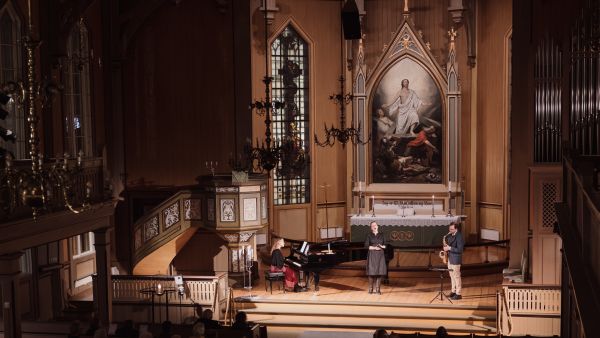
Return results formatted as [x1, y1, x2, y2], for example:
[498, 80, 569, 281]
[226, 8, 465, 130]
[448, 180, 451, 192]
[371, 195, 375, 208]
[157, 283, 162, 294]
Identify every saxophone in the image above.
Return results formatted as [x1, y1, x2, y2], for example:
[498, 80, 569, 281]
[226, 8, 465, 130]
[439, 232, 451, 264]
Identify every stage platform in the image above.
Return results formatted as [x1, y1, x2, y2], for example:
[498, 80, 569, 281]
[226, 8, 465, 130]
[233, 263, 502, 336]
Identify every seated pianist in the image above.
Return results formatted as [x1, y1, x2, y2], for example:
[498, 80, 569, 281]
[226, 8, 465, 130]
[270, 238, 303, 292]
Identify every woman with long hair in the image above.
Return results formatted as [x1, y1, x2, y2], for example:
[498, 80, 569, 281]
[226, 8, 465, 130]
[270, 238, 298, 291]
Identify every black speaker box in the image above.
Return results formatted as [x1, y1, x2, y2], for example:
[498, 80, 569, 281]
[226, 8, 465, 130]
[342, 0, 361, 40]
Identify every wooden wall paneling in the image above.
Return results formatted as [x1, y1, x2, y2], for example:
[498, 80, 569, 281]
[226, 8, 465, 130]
[476, 0, 512, 239]
[171, 231, 229, 275]
[276, 206, 309, 240]
[18, 277, 32, 318]
[316, 204, 346, 239]
[37, 275, 53, 321]
[479, 203, 504, 235]
[530, 166, 563, 285]
[123, 0, 237, 186]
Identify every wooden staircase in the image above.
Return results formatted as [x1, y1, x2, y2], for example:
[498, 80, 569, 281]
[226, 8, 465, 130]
[235, 298, 497, 334]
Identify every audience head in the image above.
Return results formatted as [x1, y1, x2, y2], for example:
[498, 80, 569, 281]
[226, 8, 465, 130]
[195, 304, 204, 317]
[235, 311, 248, 324]
[373, 328, 388, 338]
[435, 326, 448, 338]
[93, 328, 107, 338]
[139, 332, 153, 338]
[161, 320, 172, 333]
[69, 320, 81, 336]
[202, 309, 213, 320]
[192, 322, 205, 336]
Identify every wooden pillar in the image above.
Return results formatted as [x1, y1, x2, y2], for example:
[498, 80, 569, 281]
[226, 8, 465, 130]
[93, 228, 112, 326]
[0, 252, 23, 338]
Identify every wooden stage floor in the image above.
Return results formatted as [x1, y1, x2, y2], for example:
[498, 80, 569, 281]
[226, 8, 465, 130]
[236, 265, 503, 308]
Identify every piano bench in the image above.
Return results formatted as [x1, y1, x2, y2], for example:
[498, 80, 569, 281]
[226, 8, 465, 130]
[264, 271, 286, 294]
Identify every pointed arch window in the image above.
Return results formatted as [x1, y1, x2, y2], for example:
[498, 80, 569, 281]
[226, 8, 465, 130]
[0, 1, 25, 159]
[271, 24, 310, 205]
[63, 21, 93, 157]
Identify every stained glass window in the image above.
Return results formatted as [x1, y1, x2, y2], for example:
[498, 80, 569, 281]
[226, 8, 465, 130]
[271, 25, 310, 205]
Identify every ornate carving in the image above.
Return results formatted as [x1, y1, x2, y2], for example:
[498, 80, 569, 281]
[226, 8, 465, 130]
[163, 202, 180, 229]
[216, 187, 239, 193]
[223, 233, 239, 243]
[220, 199, 236, 222]
[143, 216, 159, 242]
[184, 199, 202, 220]
[239, 232, 254, 242]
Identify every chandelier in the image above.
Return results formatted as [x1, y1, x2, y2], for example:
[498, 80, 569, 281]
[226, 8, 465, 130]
[0, 5, 91, 220]
[314, 1, 369, 148]
[247, 1, 308, 177]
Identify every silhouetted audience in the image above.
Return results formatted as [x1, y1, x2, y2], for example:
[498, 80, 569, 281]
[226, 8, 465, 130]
[157, 320, 172, 338]
[115, 320, 139, 338]
[436, 326, 448, 338]
[85, 316, 101, 336]
[232, 311, 252, 330]
[199, 309, 222, 330]
[68, 320, 81, 338]
[373, 328, 389, 338]
[191, 322, 205, 338]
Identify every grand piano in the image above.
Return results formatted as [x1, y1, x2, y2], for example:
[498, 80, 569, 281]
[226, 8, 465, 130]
[284, 239, 349, 291]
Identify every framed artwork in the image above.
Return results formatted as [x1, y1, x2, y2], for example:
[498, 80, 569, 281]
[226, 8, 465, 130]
[371, 57, 443, 184]
[220, 199, 235, 222]
[243, 198, 257, 221]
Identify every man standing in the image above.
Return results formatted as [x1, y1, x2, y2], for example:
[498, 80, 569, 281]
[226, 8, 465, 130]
[443, 222, 464, 300]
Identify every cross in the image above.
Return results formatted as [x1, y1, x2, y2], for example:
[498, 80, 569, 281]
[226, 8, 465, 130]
[448, 27, 457, 42]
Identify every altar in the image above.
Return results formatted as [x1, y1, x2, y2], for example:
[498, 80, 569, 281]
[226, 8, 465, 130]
[350, 215, 460, 247]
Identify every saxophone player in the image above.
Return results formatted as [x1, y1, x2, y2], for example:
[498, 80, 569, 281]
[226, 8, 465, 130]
[443, 222, 464, 300]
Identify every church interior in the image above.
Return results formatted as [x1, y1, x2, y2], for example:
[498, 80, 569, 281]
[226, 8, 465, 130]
[0, 0, 599, 337]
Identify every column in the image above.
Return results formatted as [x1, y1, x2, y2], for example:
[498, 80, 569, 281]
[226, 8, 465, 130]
[0, 252, 23, 338]
[93, 228, 112, 326]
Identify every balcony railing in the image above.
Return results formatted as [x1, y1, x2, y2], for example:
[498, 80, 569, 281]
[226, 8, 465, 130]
[0, 157, 108, 222]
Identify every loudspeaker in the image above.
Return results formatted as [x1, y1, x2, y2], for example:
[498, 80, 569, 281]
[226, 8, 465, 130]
[341, 0, 361, 40]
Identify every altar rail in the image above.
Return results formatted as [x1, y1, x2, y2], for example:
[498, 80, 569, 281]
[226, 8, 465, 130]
[110, 273, 228, 324]
[497, 284, 560, 336]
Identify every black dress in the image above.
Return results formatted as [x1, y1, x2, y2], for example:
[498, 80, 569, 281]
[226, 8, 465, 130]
[365, 232, 387, 276]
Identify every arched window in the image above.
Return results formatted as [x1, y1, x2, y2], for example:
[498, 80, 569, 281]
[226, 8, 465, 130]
[63, 20, 92, 157]
[0, 1, 24, 159]
[271, 25, 310, 205]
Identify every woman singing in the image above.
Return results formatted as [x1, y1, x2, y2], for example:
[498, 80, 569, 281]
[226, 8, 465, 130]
[365, 221, 387, 294]
[270, 238, 298, 291]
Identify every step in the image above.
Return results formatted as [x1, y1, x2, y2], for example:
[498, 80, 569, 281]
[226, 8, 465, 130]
[236, 302, 495, 321]
[242, 314, 496, 333]
[235, 298, 497, 334]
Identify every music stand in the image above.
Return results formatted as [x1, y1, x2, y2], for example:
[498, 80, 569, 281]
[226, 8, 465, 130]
[429, 267, 453, 304]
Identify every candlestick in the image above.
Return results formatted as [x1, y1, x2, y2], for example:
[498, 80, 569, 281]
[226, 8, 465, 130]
[431, 195, 435, 218]
[371, 195, 376, 217]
